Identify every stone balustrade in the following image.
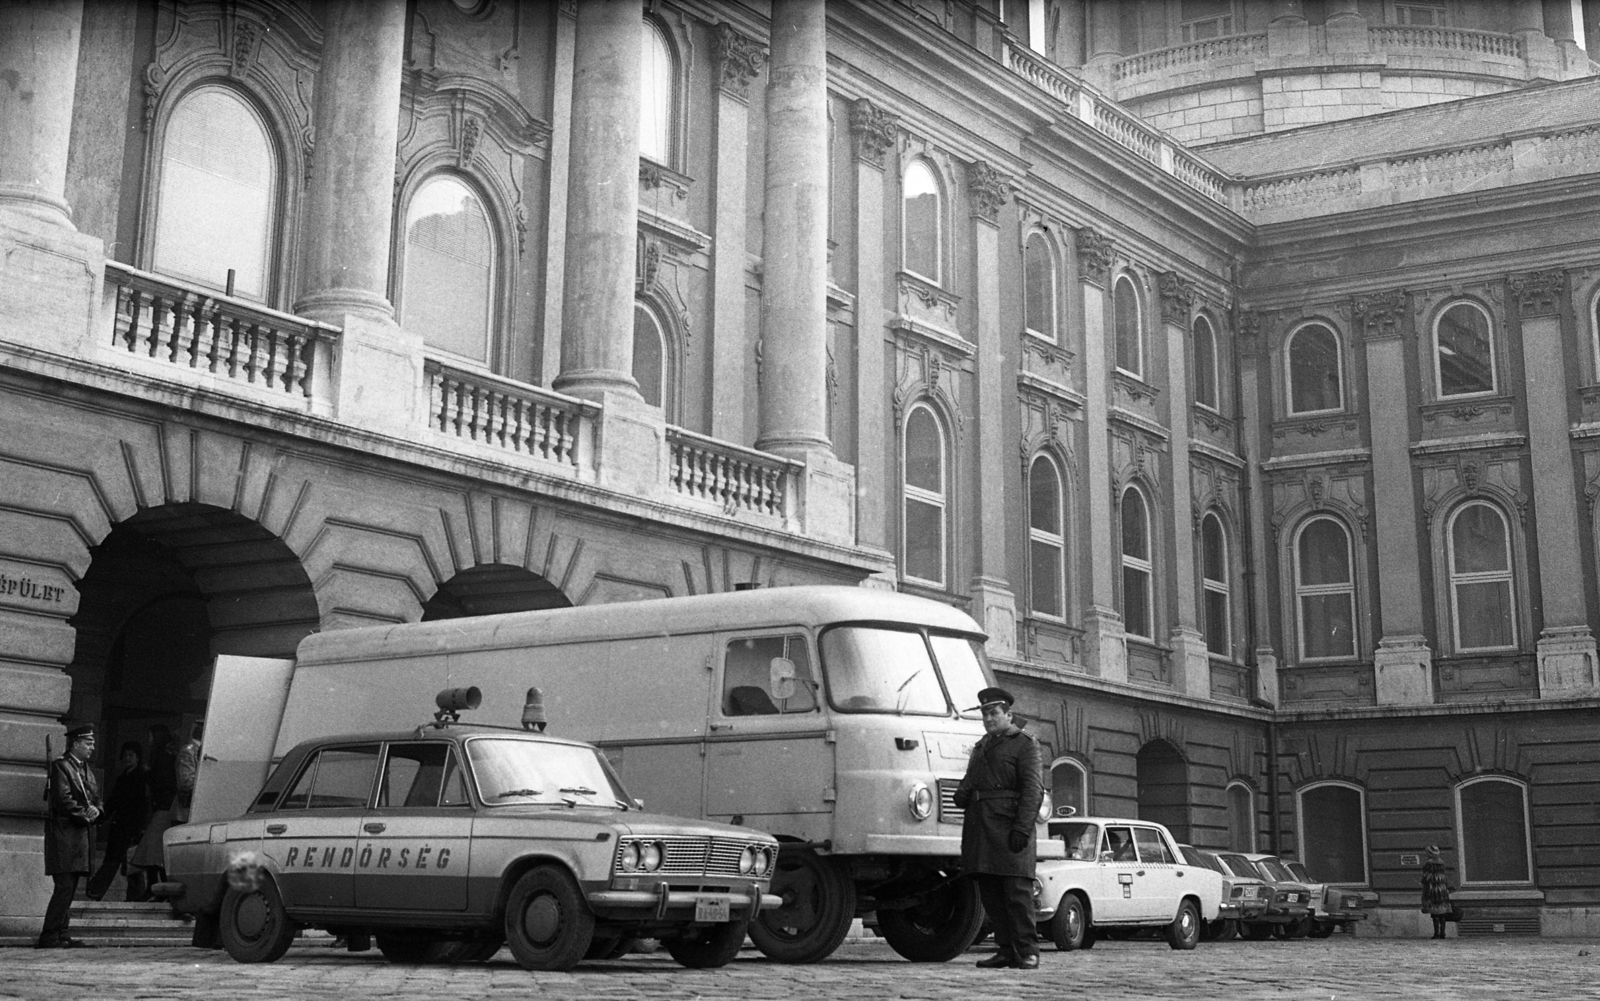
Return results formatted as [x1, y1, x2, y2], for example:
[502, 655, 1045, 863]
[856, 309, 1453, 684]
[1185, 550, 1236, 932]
[667, 426, 800, 521]
[1369, 25, 1523, 59]
[424, 358, 597, 470]
[1002, 38, 1081, 107]
[1114, 32, 1268, 83]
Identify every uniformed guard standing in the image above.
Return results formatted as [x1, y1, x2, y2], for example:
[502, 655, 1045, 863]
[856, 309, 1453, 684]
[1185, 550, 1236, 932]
[38, 723, 102, 948]
[952, 687, 1044, 970]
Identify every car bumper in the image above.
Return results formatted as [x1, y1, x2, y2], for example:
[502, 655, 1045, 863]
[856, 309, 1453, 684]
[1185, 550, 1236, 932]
[587, 887, 783, 918]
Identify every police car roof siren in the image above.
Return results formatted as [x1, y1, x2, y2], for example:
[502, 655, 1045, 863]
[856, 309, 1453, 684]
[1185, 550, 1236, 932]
[522, 687, 547, 732]
[434, 686, 481, 725]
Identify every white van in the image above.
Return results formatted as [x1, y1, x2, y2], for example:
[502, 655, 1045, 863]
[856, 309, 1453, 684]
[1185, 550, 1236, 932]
[267, 585, 1060, 963]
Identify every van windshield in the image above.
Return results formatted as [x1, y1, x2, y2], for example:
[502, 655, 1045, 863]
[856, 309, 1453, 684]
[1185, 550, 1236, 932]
[466, 737, 632, 809]
[818, 626, 989, 716]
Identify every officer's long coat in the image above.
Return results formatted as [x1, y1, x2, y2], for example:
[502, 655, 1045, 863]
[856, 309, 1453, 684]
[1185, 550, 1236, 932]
[952, 725, 1044, 877]
[44, 754, 101, 875]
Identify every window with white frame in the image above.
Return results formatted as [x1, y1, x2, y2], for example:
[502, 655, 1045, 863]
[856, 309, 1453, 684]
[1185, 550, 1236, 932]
[1287, 323, 1343, 415]
[1434, 301, 1496, 398]
[1114, 276, 1142, 377]
[1120, 486, 1153, 640]
[903, 160, 943, 285]
[1029, 454, 1066, 618]
[1447, 501, 1516, 652]
[632, 303, 667, 411]
[1456, 777, 1532, 884]
[1294, 517, 1356, 661]
[640, 18, 676, 165]
[1051, 757, 1087, 819]
[1226, 781, 1256, 853]
[1024, 232, 1057, 340]
[1193, 315, 1219, 410]
[401, 174, 496, 366]
[1201, 512, 1231, 657]
[903, 405, 947, 586]
[1179, 0, 1234, 41]
[151, 85, 278, 301]
[1298, 782, 1368, 883]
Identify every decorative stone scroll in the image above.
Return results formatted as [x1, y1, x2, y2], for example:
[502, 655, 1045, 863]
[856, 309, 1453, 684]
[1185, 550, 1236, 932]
[1075, 228, 1114, 286]
[1510, 269, 1566, 318]
[1236, 309, 1261, 357]
[712, 23, 767, 102]
[1158, 271, 1195, 326]
[1353, 288, 1408, 340]
[849, 98, 899, 168]
[966, 161, 1013, 223]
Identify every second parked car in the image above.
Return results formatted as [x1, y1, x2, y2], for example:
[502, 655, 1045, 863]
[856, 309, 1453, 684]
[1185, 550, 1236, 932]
[1214, 852, 1312, 940]
[1178, 844, 1269, 941]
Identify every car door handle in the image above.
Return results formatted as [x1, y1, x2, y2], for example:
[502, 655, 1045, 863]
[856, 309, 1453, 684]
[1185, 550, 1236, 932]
[364, 823, 387, 834]
[1176, 870, 1184, 877]
[1136, 870, 1145, 877]
[709, 722, 734, 731]
[266, 824, 287, 836]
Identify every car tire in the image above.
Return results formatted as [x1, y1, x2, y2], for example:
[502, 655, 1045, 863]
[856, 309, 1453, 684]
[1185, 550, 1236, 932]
[1274, 915, 1312, 940]
[1308, 920, 1335, 939]
[664, 914, 750, 969]
[218, 878, 297, 964]
[876, 875, 984, 962]
[504, 866, 595, 971]
[435, 937, 505, 962]
[748, 847, 856, 963]
[1245, 922, 1274, 941]
[1050, 893, 1090, 951]
[1166, 899, 1200, 951]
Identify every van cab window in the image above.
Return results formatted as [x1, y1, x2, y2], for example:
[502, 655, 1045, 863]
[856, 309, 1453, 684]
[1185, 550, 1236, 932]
[820, 626, 951, 715]
[279, 745, 381, 810]
[928, 633, 989, 719]
[722, 634, 818, 715]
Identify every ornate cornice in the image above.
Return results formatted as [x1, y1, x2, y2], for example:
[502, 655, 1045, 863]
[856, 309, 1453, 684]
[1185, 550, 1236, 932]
[711, 23, 766, 103]
[966, 161, 1013, 224]
[848, 98, 898, 169]
[1075, 228, 1113, 286]
[1353, 288, 1408, 341]
[1158, 271, 1196, 326]
[1510, 269, 1566, 318]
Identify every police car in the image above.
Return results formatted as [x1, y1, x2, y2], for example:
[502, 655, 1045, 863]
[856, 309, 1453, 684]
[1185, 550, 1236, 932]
[160, 688, 781, 971]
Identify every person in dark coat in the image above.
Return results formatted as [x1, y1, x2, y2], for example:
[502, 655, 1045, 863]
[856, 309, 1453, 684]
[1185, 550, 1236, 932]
[1420, 844, 1454, 939]
[38, 723, 102, 949]
[130, 724, 177, 890]
[953, 687, 1044, 970]
[85, 741, 149, 901]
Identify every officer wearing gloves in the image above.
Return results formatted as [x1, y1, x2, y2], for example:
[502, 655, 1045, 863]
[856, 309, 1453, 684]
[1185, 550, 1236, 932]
[39, 723, 102, 948]
[952, 687, 1044, 970]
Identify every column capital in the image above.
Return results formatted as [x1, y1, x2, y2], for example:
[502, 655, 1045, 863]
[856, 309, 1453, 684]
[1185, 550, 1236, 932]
[1237, 308, 1262, 357]
[712, 22, 767, 103]
[966, 160, 1013, 224]
[1353, 288, 1408, 341]
[849, 97, 899, 169]
[1158, 271, 1196, 326]
[1075, 227, 1114, 286]
[1511, 268, 1566, 317]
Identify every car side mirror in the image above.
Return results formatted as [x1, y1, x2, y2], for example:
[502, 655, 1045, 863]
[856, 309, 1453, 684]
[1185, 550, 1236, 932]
[1099, 851, 1114, 863]
[769, 657, 797, 700]
[633, 798, 645, 811]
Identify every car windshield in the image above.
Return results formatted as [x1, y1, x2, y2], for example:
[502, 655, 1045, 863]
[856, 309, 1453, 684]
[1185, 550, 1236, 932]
[1287, 861, 1314, 882]
[1218, 854, 1261, 879]
[1057, 822, 1102, 861]
[466, 737, 631, 808]
[1182, 847, 1224, 873]
[1256, 857, 1297, 882]
[819, 626, 989, 716]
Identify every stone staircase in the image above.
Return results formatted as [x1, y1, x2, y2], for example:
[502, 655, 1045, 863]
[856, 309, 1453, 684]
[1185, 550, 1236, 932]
[64, 900, 197, 946]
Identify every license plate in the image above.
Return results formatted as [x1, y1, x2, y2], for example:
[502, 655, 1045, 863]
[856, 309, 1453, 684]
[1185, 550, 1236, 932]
[695, 898, 730, 923]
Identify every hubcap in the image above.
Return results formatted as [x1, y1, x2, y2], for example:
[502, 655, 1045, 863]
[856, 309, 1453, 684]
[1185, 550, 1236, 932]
[236, 894, 268, 939]
[522, 893, 561, 945]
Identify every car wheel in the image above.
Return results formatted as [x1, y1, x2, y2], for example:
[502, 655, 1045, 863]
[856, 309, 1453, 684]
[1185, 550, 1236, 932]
[1274, 915, 1312, 940]
[664, 914, 751, 969]
[504, 866, 595, 971]
[1050, 893, 1089, 951]
[748, 847, 856, 963]
[1245, 922, 1274, 941]
[1166, 900, 1200, 951]
[218, 878, 297, 964]
[1308, 920, 1336, 939]
[876, 876, 984, 962]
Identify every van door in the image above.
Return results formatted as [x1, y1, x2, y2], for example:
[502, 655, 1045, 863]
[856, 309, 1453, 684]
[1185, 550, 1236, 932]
[191, 655, 295, 824]
[592, 634, 709, 819]
[703, 631, 835, 835]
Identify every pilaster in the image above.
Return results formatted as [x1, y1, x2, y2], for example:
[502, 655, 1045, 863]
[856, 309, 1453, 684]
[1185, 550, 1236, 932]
[850, 98, 896, 551]
[1161, 271, 1206, 697]
[1237, 308, 1280, 706]
[1078, 227, 1122, 679]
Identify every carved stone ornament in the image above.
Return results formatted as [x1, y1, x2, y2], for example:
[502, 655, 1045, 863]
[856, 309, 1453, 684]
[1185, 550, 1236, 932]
[457, 115, 482, 167]
[1510, 269, 1566, 318]
[636, 234, 662, 290]
[1158, 271, 1196, 326]
[967, 160, 1013, 223]
[712, 23, 767, 102]
[849, 98, 899, 169]
[1236, 309, 1261, 356]
[231, 19, 260, 78]
[1075, 228, 1114, 286]
[1352, 289, 1408, 340]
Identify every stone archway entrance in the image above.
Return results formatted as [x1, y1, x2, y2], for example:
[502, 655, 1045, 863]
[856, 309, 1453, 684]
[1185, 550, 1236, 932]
[421, 563, 572, 620]
[1136, 739, 1191, 844]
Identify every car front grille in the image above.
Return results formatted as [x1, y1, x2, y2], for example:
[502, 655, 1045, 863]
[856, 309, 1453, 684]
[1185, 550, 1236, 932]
[937, 779, 964, 825]
[614, 836, 765, 878]
[706, 838, 753, 877]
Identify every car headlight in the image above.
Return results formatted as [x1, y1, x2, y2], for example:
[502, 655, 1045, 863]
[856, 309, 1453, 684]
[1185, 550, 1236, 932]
[755, 846, 773, 877]
[739, 845, 757, 875]
[640, 841, 663, 872]
[1036, 791, 1053, 825]
[618, 841, 640, 872]
[908, 782, 933, 821]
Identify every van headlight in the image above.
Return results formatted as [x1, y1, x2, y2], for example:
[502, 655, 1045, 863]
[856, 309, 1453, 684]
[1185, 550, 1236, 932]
[1036, 791, 1053, 825]
[908, 782, 933, 821]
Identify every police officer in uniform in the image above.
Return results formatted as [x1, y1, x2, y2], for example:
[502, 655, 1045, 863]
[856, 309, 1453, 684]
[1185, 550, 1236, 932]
[38, 723, 102, 948]
[952, 687, 1044, 969]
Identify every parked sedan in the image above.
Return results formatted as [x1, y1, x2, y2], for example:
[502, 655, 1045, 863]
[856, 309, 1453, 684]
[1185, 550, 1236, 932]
[1282, 859, 1379, 937]
[1214, 852, 1312, 940]
[1178, 844, 1269, 941]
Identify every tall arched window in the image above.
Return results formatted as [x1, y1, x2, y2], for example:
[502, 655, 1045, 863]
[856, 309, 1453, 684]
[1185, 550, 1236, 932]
[903, 160, 942, 285]
[1051, 758, 1088, 820]
[1114, 275, 1142, 377]
[151, 85, 278, 301]
[1298, 781, 1369, 883]
[1029, 454, 1066, 618]
[632, 304, 667, 411]
[1295, 517, 1356, 661]
[1201, 512, 1230, 657]
[640, 18, 676, 165]
[401, 175, 495, 365]
[1120, 486, 1153, 640]
[1024, 232, 1057, 340]
[903, 406, 947, 586]
[1434, 301, 1495, 398]
[1193, 315, 1219, 410]
[1226, 781, 1256, 853]
[1447, 501, 1516, 652]
[1456, 777, 1531, 884]
[1287, 323, 1343, 415]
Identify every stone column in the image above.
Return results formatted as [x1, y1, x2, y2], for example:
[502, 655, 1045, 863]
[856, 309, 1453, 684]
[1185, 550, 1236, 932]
[1077, 228, 1126, 682]
[1084, 0, 1121, 86]
[968, 162, 1018, 659]
[1513, 269, 1599, 697]
[1354, 291, 1434, 705]
[850, 98, 897, 554]
[0, 0, 83, 228]
[1267, 0, 1310, 58]
[1507, 1, 1562, 79]
[1237, 310, 1280, 704]
[708, 24, 765, 442]
[538, 4, 577, 387]
[1160, 273, 1209, 699]
[1323, 0, 1367, 52]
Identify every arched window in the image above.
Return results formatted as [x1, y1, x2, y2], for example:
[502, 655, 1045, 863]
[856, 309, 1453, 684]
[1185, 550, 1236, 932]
[640, 18, 677, 165]
[902, 160, 942, 285]
[1201, 512, 1230, 657]
[1434, 301, 1495, 398]
[1455, 777, 1531, 884]
[401, 175, 496, 365]
[1051, 758, 1087, 820]
[151, 85, 278, 301]
[1028, 454, 1066, 618]
[1298, 781, 1369, 883]
[1193, 315, 1219, 410]
[1114, 275, 1142, 377]
[1024, 232, 1057, 340]
[903, 405, 947, 586]
[1287, 324, 1343, 415]
[1592, 292, 1600, 379]
[1447, 501, 1516, 652]
[1294, 517, 1356, 661]
[1120, 486, 1153, 640]
[1226, 781, 1256, 853]
[632, 304, 667, 411]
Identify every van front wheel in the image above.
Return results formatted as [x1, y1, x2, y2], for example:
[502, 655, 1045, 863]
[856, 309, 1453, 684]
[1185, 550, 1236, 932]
[748, 848, 856, 963]
[877, 876, 984, 962]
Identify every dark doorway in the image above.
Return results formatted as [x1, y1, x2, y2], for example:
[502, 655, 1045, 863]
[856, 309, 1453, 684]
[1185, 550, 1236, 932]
[1136, 739, 1190, 844]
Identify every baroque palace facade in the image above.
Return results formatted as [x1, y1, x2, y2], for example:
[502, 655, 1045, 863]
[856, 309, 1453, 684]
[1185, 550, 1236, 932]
[2, 0, 1599, 936]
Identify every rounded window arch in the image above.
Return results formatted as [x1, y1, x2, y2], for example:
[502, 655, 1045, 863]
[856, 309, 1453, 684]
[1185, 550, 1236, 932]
[1192, 314, 1219, 410]
[1028, 453, 1067, 618]
[1293, 516, 1356, 661]
[902, 159, 944, 285]
[1225, 780, 1256, 853]
[1024, 232, 1058, 340]
[1446, 500, 1516, 652]
[1120, 484, 1153, 640]
[1050, 757, 1088, 821]
[1591, 287, 1600, 381]
[902, 404, 948, 586]
[1201, 511, 1231, 657]
[1286, 323, 1344, 415]
[1114, 275, 1143, 377]
[1454, 776, 1532, 884]
[1297, 780, 1369, 883]
[1434, 300, 1496, 398]
[632, 303, 668, 412]
[150, 84, 280, 302]
[640, 17, 679, 166]
[399, 173, 497, 366]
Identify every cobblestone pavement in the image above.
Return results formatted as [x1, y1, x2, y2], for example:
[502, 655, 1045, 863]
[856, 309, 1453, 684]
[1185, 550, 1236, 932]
[4, 936, 1598, 1001]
